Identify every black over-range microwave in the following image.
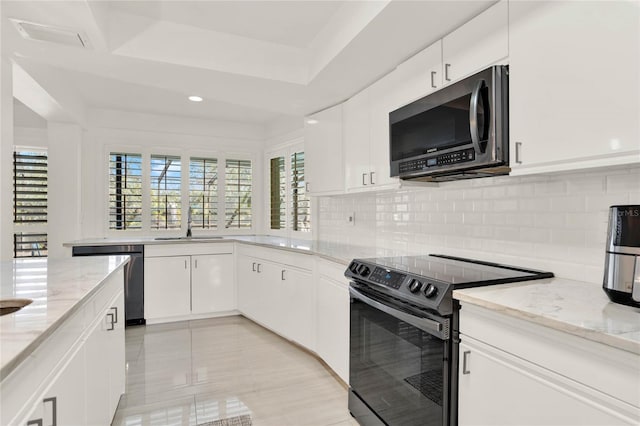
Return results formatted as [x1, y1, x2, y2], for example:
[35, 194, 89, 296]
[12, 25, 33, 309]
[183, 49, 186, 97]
[389, 65, 509, 182]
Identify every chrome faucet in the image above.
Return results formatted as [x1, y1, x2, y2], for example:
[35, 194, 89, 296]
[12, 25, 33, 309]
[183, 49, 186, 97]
[186, 207, 192, 238]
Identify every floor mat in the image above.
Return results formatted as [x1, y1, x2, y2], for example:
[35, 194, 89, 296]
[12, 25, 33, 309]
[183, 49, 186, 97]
[198, 414, 252, 426]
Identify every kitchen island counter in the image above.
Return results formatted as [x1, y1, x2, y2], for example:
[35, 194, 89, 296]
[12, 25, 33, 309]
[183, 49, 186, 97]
[0, 256, 129, 379]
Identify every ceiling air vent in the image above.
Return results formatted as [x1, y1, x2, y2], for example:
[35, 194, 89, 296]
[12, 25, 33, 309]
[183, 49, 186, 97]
[10, 19, 90, 49]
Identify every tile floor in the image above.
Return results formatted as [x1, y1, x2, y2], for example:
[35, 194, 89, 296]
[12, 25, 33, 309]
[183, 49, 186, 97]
[111, 316, 358, 426]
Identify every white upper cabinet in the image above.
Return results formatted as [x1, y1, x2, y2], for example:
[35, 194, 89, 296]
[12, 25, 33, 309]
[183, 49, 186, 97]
[305, 104, 345, 195]
[509, 1, 640, 174]
[442, 0, 509, 84]
[344, 89, 373, 191]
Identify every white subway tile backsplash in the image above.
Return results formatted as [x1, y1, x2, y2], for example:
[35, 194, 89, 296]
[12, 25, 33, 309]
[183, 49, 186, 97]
[317, 165, 640, 284]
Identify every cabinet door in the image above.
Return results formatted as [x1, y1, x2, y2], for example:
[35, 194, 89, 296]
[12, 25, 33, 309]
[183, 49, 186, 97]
[458, 337, 635, 425]
[237, 255, 256, 317]
[144, 256, 191, 319]
[107, 291, 125, 417]
[85, 312, 110, 426]
[305, 104, 345, 195]
[191, 254, 236, 314]
[316, 276, 349, 383]
[237, 256, 273, 324]
[23, 346, 86, 426]
[277, 266, 314, 350]
[442, 0, 508, 83]
[343, 89, 372, 191]
[509, 1, 640, 174]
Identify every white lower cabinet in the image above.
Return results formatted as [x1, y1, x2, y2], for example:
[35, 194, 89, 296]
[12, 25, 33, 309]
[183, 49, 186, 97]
[145, 255, 191, 319]
[24, 345, 86, 426]
[237, 247, 314, 350]
[4, 269, 125, 426]
[144, 244, 236, 322]
[315, 265, 349, 383]
[86, 290, 126, 425]
[458, 303, 640, 425]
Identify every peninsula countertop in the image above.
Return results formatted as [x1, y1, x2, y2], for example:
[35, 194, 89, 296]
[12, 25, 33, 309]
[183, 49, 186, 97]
[0, 256, 130, 379]
[453, 277, 640, 355]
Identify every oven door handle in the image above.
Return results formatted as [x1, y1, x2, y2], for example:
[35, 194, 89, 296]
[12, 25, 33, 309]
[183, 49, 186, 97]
[349, 287, 447, 339]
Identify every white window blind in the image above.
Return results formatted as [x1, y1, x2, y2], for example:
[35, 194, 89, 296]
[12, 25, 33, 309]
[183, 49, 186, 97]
[14, 151, 47, 224]
[291, 151, 310, 232]
[225, 159, 252, 229]
[13, 150, 48, 258]
[189, 157, 218, 229]
[109, 153, 142, 230]
[269, 156, 285, 230]
[151, 155, 182, 230]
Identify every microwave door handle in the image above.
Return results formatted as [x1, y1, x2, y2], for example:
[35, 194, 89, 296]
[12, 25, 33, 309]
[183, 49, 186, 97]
[349, 286, 446, 339]
[469, 79, 485, 155]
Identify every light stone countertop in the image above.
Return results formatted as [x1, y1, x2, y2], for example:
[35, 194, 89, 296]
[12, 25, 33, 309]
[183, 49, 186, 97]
[0, 256, 130, 379]
[453, 277, 640, 355]
[64, 236, 640, 355]
[64, 235, 383, 265]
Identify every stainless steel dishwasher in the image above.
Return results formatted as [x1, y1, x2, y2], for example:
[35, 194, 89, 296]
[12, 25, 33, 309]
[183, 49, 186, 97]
[72, 244, 145, 326]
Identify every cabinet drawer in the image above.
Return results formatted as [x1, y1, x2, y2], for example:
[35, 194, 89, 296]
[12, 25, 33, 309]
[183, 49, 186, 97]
[145, 242, 234, 257]
[237, 245, 313, 271]
[317, 258, 349, 287]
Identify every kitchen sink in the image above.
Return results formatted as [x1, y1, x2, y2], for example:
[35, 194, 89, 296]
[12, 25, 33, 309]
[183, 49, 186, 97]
[0, 298, 33, 316]
[154, 236, 223, 241]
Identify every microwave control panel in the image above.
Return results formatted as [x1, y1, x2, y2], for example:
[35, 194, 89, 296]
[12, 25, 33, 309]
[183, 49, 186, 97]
[399, 148, 475, 174]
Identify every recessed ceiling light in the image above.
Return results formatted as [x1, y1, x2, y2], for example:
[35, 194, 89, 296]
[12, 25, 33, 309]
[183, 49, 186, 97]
[188, 96, 203, 102]
[306, 119, 319, 125]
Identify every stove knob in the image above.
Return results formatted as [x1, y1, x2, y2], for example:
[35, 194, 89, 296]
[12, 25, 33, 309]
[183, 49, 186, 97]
[423, 283, 438, 298]
[408, 279, 422, 293]
[357, 264, 370, 277]
[349, 262, 359, 274]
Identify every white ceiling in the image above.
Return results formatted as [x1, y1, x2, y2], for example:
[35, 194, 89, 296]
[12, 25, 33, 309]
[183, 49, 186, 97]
[2, 0, 496, 127]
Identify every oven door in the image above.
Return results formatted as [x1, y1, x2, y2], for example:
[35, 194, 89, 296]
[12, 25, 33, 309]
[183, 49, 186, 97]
[349, 285, 451, 426]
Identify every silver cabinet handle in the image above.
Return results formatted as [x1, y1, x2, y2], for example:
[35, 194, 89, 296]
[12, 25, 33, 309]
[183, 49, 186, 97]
[281, 270, 286, 281]
[110, 306, 118, 324]
[305, 182, 310, 192]
[257, 263, 262, 273]
[106, 312, 115, 331]
[252, 262, 256, 272]
[462, 350, 471, 374]
[430, 71, 437, 88]
[27, 396, 57, 426]
[515, 142, 523, 164]
[362, 173, 367, 186]
[469, 79, 486, 155]
[369, 171, 375, 185]
[445, 63, 451, 81]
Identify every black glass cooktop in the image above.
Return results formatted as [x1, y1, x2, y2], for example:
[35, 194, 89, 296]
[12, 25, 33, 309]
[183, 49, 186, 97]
[360, 254, 554, 289]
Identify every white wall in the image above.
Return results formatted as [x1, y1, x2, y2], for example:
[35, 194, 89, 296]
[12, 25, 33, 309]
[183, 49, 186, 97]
[48, 123, 82, 258]
[317, 165, 640, 284]
[0, 57, 13, 260]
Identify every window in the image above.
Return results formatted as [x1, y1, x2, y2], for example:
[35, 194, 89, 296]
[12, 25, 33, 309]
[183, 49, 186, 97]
[290, 151, 310, 232]
[150, 155, 181, 229]
[13, 150, 48, 257]
[107, 152, 253, 233]
[268, 147, 310, 234]
[109, 153, 142, 230]
[225, 159, 252, 229]
[189, 158, 218, 229]
[269, 156, 285, 230]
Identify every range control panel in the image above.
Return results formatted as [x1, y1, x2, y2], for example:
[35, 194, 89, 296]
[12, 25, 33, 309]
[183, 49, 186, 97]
[346, 260, 450, 313]
[399, 148, 475, 174]
[369, 267, 405, 289]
